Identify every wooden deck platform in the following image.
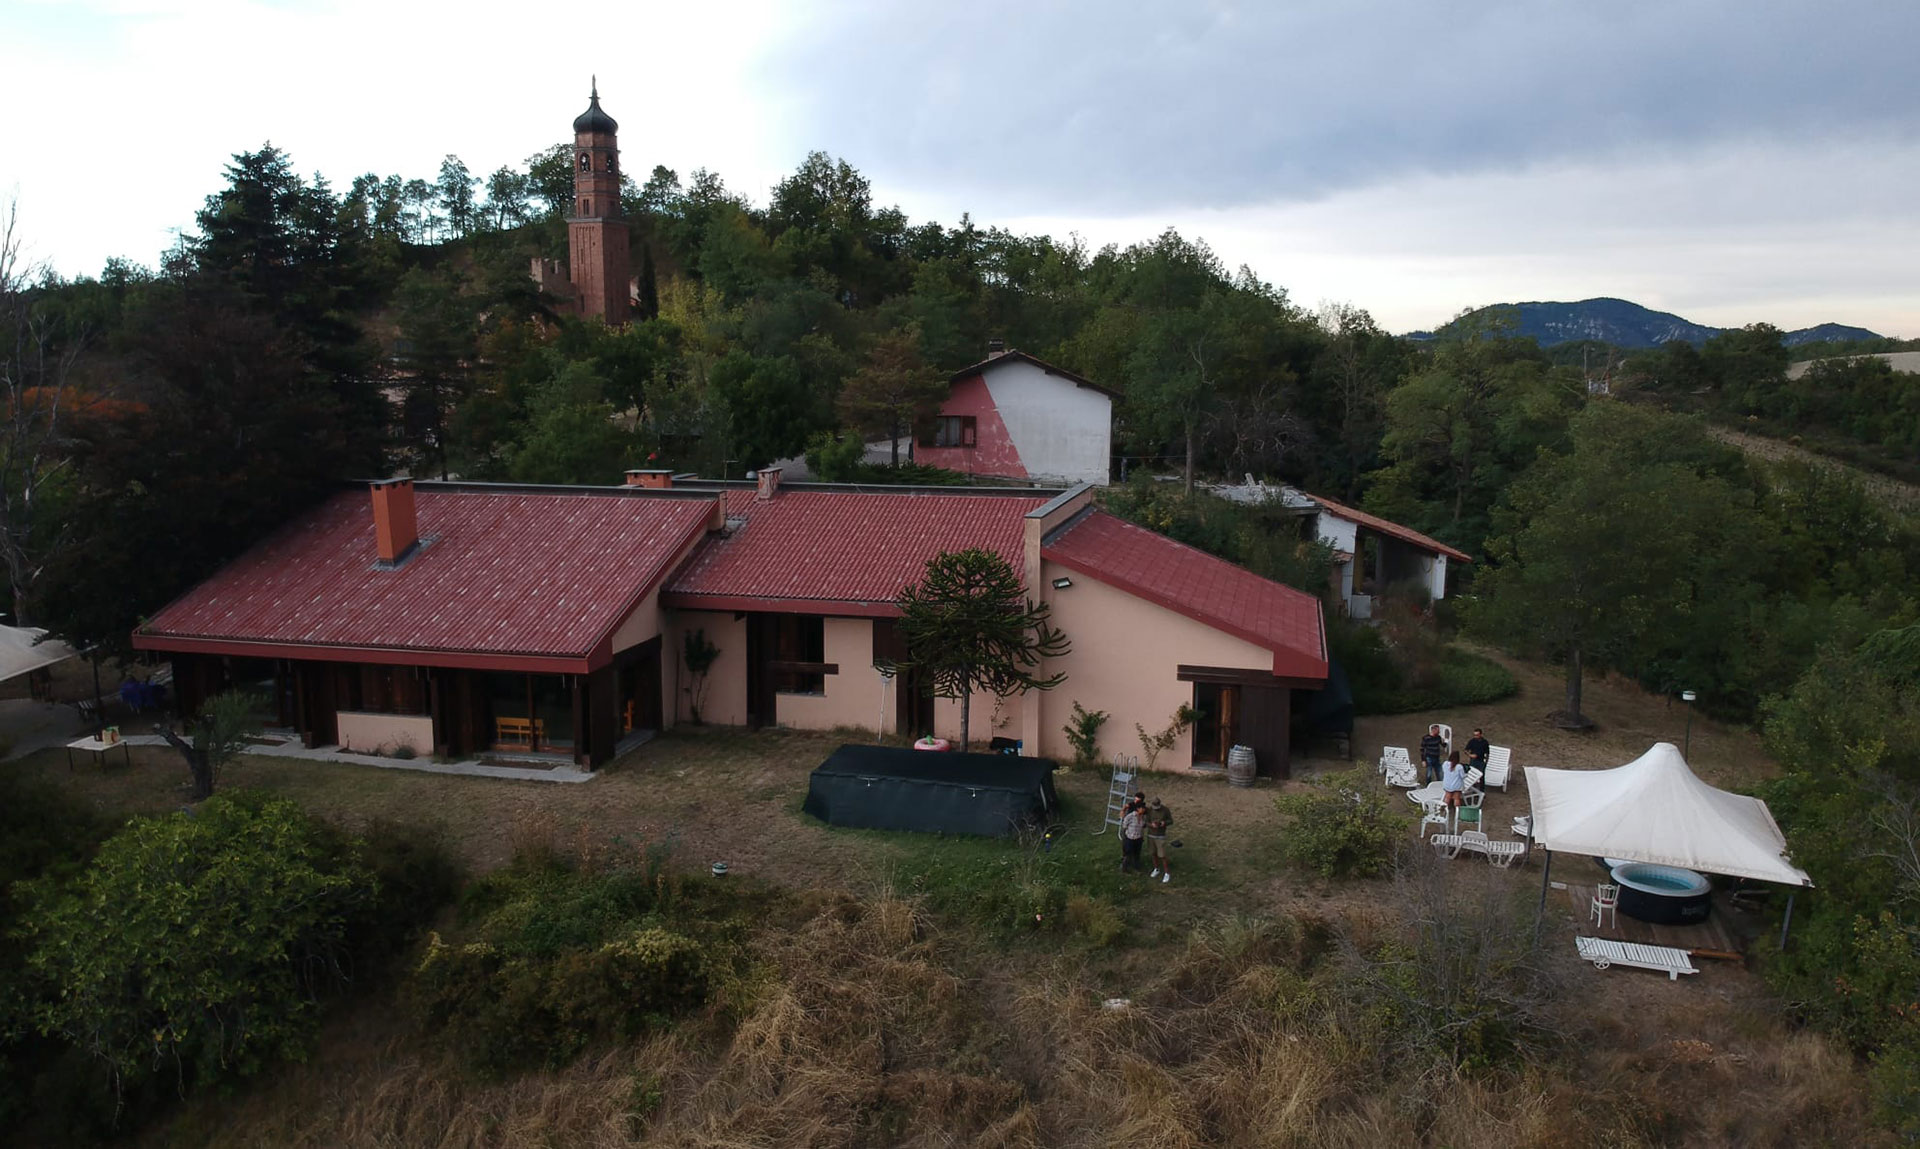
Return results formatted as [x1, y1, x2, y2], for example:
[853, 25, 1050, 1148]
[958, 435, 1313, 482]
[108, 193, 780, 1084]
[1565, 882, 1750, 957]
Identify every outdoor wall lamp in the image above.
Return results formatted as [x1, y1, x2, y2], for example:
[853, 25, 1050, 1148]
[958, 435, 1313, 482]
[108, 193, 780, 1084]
[1051, 576, 1073, 590]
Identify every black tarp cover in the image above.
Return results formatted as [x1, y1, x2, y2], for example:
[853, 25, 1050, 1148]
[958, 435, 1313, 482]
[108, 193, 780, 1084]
[803, 743, 1060, 837]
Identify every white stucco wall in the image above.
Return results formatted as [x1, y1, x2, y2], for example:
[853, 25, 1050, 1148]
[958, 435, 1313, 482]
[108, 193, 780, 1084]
[982, 360, 1112, 486]
[1313, 511, 1358, 554]
[1429, 554, 1448, 601]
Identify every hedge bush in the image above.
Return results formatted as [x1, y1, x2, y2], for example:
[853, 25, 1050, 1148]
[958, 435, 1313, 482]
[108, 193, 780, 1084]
[1273, 770, 1404, 879]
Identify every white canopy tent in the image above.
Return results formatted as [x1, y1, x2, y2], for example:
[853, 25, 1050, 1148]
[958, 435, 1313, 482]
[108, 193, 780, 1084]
[0, 625, 78, 684]
[1527, 742, 1811, 886]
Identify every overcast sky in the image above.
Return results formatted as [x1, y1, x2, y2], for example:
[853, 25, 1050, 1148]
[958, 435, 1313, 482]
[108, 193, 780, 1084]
[5, 0, 1916, 336]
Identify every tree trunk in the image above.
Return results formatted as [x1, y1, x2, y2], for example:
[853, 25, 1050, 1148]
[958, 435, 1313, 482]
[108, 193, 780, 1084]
[1564, 645, 1584, 725]
[1183, 421, 1196, 495]
[890, 423, 900, 468]
[959, 690, 971, 753]
[161, 721, 214, 800]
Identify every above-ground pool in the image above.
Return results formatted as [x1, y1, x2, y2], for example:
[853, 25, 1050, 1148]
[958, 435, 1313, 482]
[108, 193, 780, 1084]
[1609, 862, 1712, 925]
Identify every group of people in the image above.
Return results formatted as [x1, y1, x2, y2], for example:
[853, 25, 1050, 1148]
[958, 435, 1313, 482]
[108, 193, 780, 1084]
[1117, 790, 1175, 882]
[1420, 724, 1492, 810]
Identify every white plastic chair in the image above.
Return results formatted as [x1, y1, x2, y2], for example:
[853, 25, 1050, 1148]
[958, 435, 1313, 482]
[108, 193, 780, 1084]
[1434, 724, 1453, 753]
[1463, 766, 1484, 793]
[1382, 758, 1419, 788]
[1591, 883, 1620, 929]
[1484, 746, 1513, 791]
[1418, 799, 1450, 839]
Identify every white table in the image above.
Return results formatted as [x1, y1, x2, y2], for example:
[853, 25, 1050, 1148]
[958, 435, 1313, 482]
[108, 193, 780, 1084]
[66, 735, 131, 772]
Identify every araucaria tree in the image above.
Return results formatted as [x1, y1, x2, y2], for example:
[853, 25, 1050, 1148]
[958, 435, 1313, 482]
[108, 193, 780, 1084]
[896, 548, 1070, 751]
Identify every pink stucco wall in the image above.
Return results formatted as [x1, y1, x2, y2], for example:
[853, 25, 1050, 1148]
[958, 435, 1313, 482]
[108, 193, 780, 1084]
[916, 373, 1026, 479]
[1033, 560, 1274, 771]
[336, 711, 434, 756]
[768, 617, 887, 732]
[665, 610, 748, 727]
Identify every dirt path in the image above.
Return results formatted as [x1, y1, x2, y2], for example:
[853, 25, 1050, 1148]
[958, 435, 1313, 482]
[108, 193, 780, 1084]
[1706, 423, 1920, 515]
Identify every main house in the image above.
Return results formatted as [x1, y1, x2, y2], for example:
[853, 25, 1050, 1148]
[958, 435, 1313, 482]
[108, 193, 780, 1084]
[133, 470, 1327, 776]
[915, 347, 1116, 486]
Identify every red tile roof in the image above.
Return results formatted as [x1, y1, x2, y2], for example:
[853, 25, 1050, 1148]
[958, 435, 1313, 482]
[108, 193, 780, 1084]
[1305, 491, 1472, 563]
[1043, 511, 1327, 681]
[135, 487, 715, 670]
[663, 489, 1050, 615]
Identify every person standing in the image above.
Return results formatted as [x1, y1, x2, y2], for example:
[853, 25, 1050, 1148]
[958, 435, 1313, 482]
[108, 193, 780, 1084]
[1441, 751, 1467, 825]
[1419, 724, 1447, 785]
[1465, 728, 1490, 774]
[1146, 796, 1176, 884]
[1119, 796, 1146, 874]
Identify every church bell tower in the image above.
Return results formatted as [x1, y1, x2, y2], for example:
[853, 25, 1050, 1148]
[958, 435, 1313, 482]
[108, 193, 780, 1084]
[567, 79, 630, 324]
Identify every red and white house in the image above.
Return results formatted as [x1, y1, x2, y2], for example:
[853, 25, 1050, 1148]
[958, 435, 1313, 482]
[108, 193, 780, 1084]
[916, 349, 1116, 486]
[134, 470, 1329, 775]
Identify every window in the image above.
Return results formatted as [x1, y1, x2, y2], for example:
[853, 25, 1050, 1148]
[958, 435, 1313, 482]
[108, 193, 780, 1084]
[579, 152, 591, 170]
[934, 415, 977, 449]
[770, 615, 828, 694]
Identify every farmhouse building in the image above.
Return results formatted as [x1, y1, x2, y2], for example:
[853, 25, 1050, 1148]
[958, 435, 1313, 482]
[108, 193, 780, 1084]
[1282, 488, 1470, 619]
[916, 347, 1116, 486]
[133, 473, 1327, 776]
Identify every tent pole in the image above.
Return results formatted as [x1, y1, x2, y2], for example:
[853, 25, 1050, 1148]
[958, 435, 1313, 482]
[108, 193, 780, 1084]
[1533, 849, 1553, 942]
[1779, 891, 1796, 950]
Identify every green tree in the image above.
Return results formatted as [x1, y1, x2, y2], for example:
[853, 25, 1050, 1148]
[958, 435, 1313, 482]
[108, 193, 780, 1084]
[509, 360, 632, 484]
[19, 795, 374, 1099]
[158, 688, 262, 800]
[435, 155, 477, 238]
[836, 326, 947, 466]
[393, 266, 477, 479]
[1471, 403, 1763, 725]
[709, 350, 822, 470]
[895, 548, 1070, 750]
[482, 165, 531, 231]
[524, 143, 574, 221]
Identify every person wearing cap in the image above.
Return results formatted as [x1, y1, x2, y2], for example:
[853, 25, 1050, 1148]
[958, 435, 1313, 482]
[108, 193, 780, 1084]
[1146, 796, 1176, 884]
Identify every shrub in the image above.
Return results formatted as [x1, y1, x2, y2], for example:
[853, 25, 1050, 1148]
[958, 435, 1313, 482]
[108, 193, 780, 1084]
[1272, 769, 1403, 879]
[1366, 649, 1517, 714]
[414, 848, 747, 1075]
[18, 794, 375, 1097]
[1063, 894, 1126, 946]
[1061, 701, 1108, 770]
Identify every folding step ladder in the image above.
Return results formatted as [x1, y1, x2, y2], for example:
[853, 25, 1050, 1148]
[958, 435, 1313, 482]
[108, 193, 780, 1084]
[1101, 758, 1139, 835]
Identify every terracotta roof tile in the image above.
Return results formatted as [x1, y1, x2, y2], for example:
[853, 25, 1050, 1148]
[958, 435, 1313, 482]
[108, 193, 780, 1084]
[1044, 511, 1327, 681]
[1305, 491, 1472, 563]
[138, 488, 712, 663]
[664, 489, 1049, 613]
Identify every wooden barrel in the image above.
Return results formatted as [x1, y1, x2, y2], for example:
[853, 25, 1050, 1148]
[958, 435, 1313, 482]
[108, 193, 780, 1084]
[1226, 744, 1257, 788]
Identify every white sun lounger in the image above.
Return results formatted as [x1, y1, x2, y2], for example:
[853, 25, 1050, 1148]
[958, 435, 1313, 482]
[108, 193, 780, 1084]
[1575, 936, 1699, 980]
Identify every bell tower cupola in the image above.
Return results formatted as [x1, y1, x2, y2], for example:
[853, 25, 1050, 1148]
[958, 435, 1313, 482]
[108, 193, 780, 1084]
[566, 77, 631, 324]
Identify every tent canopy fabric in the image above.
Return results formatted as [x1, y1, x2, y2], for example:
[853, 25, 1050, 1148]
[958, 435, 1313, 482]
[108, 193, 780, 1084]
[0, 625, 78, 684]
[1520, 749, 1804, 891]
[1526, 742, 1811, 886]
[802, 743, 1059, 838]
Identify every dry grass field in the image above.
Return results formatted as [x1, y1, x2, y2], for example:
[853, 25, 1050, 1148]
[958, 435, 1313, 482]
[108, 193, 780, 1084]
[4, 650, 1890, 1148]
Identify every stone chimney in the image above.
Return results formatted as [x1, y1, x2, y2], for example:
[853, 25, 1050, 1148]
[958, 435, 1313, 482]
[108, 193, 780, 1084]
[754, 466, 783, 501]
[625, 469, 674, 489]
[986, 337, 1007, 358]
[370, 478, 419, 565]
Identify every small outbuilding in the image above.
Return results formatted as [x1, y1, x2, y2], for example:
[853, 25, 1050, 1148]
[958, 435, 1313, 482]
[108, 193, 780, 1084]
[802, 743, 1060, 838]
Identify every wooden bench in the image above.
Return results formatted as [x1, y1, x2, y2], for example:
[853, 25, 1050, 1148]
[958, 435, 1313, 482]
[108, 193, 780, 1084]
[493, 717, 546, 748]
[1575, 935, 1699, 980]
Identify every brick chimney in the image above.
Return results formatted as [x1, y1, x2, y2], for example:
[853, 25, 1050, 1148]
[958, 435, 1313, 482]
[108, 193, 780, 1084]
[754, 466, 783, 501]
[370, 478, 419, 564]
[625, 469, 674, 489]
[986, 337, 1007, 358]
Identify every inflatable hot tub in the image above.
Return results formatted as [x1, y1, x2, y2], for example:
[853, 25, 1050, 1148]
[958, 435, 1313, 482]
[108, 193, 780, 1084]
[1609, 862, 1712, 925]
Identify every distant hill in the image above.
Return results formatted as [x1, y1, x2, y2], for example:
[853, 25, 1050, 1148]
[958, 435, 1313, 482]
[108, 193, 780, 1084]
[1409, 298, 1885, 350]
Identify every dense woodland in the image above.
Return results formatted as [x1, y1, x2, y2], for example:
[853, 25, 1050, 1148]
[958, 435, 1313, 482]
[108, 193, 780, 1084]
[2, 140, 1919, 1138]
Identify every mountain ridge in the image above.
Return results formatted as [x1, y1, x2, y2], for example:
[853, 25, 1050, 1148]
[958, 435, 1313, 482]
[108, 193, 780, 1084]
[1408, 297, 1883, 349]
